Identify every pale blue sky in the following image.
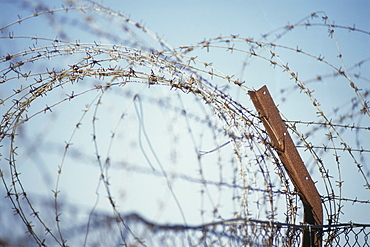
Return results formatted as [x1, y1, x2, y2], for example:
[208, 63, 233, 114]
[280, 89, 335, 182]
[1, 1, 370, 245]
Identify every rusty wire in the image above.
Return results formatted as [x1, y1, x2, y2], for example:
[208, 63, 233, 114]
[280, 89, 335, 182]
[0, 0, 369, 246]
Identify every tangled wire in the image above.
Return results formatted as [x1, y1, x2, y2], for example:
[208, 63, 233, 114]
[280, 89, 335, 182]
[1, 1, 369, 246]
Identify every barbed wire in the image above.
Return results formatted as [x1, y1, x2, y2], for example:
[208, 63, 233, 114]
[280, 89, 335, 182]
[0, 0, 369, 246]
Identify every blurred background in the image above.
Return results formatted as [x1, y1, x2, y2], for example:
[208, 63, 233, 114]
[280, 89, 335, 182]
[1, 0, 369, 246]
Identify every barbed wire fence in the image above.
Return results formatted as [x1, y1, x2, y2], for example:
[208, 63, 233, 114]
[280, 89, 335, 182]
[0, 0, 369, 246]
